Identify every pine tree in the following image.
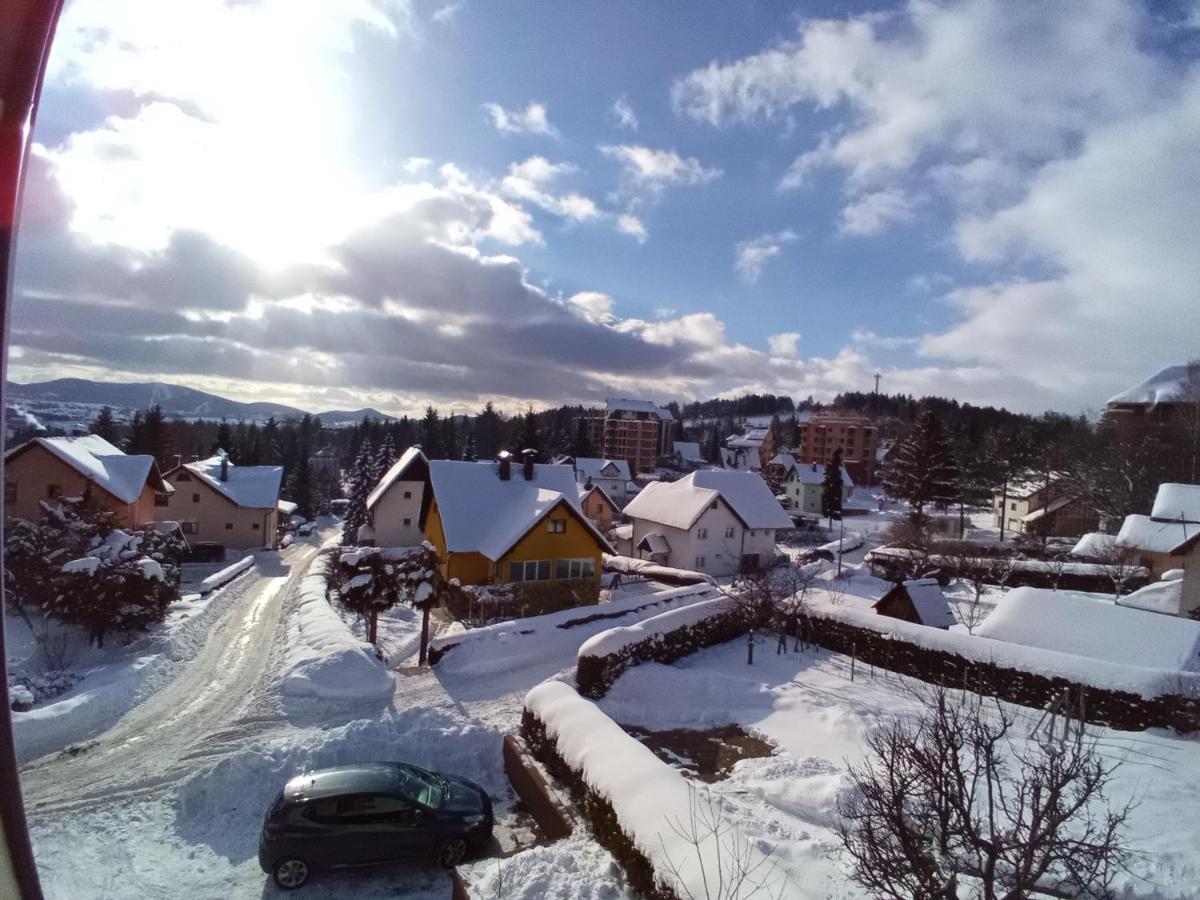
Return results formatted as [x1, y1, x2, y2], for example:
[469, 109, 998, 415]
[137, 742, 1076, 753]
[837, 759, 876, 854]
[462, 431, 478, 462]
[375, 434, 397, 480]
[215, 419, 233, 455]
[125, 410, 146, 455]
[707, 426, 723, 464]
[90, 406, 121, 444]
[475, 402, 502, 459]
[882, 409, 960, 525]
[519, 406, 541, 456]
[571, 417, 595, 458]
[441, 414, 459, 460]
[822, 447, 845, 526]
[341, 443, 375, 545]
[286, 456, 315, 521]
[420, 406, 442, 459]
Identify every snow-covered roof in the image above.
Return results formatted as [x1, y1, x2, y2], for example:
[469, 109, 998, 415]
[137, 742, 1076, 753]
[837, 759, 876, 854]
[1107, 365, 1194, 407]
[637, 532, 671, 555]
[719, 447, 754, 471]
[1150, 483, 1200, 524]
[606, 397, 673, 420]
[276, 500, 298, 515]
[429, 459, 611, 560]
[366, 446, 427, 510]
[777, 459, 854, 488]
[9, 435, 157, 505]
[1071, 532, 1117, 558]
[572, 457, 632, 482]
[673, 441, 704, 463]
[1117, 578, 1185, 617]
[1116, 514, 1197, 555]
[181, 456, 283, 509]
[611, 523, 633, 541]
[976, 587, 1200, 672]
[623, 469, 792, 531]
[727, 427, 769, 449]
[878, 578, 956, 628]
[1020, 493, 1076, 523]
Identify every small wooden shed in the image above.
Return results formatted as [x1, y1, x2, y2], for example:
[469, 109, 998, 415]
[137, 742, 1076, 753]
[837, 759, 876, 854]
[873, 578, 956, 629]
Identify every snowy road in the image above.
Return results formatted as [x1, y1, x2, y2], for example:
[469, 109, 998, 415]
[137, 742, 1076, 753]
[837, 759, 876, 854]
[20, 540, 326, 820]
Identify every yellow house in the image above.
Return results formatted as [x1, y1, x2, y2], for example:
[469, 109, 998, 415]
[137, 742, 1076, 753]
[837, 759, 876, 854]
[382, 451, 612, 591]
[3, 435, 172, 528]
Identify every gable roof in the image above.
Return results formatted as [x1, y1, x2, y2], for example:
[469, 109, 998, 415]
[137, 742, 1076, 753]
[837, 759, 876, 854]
[976, 586, 1200, 672]
[1116, 514, 1197, 555]
[175, 456, 283, 509]
[876, 579, 956, 628]
[579, 483, 617, 511]
[624, 470, 792, 531]
[727, 427, 770, 449]
[429, 459, 612, 560]
[7, 435, 160, 505]
[572, 457, 632, 482]
[367, 446, 429, 510]
[673, 441, 704, 463]
[606, 398, 673, 420]
[1150, 483, 1200, 524]
[775, 458, 854, 488]
[1107, 365, 1193, 407]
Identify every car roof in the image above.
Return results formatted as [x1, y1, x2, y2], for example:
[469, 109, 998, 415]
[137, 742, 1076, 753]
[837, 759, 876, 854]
[283, 762, 426, 801]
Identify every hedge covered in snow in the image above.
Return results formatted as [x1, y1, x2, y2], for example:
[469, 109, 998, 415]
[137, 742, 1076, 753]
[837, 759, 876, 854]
[197, 555, 255, 594]
[798, 602, 1200, 733]
[575, 594, 743, 699]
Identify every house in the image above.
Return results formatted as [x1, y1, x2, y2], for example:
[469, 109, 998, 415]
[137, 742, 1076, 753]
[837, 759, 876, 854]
[578, 399, 676, 474]
[992, 476, 1097, 538]
[873, 579, 956, 629]
[724, 426, 775, 472]
[158, 453, 283, 549]
[673, 441, 705, 468]
[4, 435, 172, 528]
[579, 482, 619, 533]
[1105, 364, 1198, 426]
[365, 447, 430, 547]
[1115, 483, 1200, 614]
[771, 455, 853, 517]
[557, 456, 634, 505]
[420, 451, 612, 593]
[622, 469, 792, 576]
[976, 586, 1200, 672]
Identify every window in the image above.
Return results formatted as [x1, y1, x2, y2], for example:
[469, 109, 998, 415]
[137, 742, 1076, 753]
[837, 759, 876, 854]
[724, 526, 735, 538]
[697, 527, 708, 539]
[46, 484, 62, 499]
[695, 555, 706, 568]
[510, 559, 551, 582]
[749, 529, 756, 537]
[555, 557, 596, 579]
[308, 794, 414, 826]
[403, 517, 411, 526]
[1010, 502, 1017, 510]
[547, 518, 566, 534]
[252, 522, 260, 530]
[193, 493, 201, 503]
[225, 522, 234, 530]
[175, 472, 191, 481]
[154, 494, 169, 507]
[403, 490, 412, 499]
[4, 482, 15, 504]
[181, 521, 199, 534]
[709, 500, 718, 509]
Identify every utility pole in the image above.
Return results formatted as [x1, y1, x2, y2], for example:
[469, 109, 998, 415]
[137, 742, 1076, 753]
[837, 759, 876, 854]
[873, 372, 881, 394]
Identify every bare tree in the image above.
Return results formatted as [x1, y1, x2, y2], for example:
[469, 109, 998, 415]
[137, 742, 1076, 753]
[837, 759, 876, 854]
[659, 783, 784, 900]
[1096, 543, 1140, 599]
[1044, 551, 1069, 592]
[838, 686, 1134, 900]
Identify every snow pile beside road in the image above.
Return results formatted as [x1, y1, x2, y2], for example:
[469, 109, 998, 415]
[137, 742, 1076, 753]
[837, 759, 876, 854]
[278, 560, 393, 704]
[198, 555, 255, 594]
[577, 593, 729, 659]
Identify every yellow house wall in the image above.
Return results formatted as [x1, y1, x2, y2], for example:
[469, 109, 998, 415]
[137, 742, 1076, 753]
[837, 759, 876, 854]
[4, 445, 142, 527]
[499, 501, 603, 585]
[424, 499, 491, 585]
[156, 471, 277, 550]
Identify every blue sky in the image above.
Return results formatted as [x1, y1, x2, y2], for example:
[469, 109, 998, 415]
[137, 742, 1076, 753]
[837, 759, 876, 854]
[11, 0, 1200, 415]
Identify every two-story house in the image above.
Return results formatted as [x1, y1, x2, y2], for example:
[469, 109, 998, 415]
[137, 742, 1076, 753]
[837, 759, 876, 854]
[556, 456, 633, 506]
[770, 454, 853, 517]
[622, 469, 792, 576]
[158, 453, 283, 550]
[1116, 483, 1200, 616]
[365, 446, 430, 546]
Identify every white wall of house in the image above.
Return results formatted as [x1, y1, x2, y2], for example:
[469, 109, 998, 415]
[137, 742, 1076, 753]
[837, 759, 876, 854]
[629, 500, 777, 577]
[583, 475, 629, 505]
[1182, 545, 1200, 617]
[370, 479, 425, 547]
[783, 476, 850, 516]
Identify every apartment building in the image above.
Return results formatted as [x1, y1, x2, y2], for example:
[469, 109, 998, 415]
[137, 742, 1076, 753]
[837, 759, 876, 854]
[793, 411, 878, 485]
[580, 398, 676, 474]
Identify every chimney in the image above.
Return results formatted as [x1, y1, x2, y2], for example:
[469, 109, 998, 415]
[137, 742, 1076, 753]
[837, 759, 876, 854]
[498, 450, 512, 481]
[173, 454, 182, 470]
[521, 448, 537, 481]
[219, 449, 230, 482]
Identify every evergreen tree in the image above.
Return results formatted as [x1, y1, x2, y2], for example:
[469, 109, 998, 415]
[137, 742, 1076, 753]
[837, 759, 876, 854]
[475, 402, 502, 459]
[882, 409, 960, 525]
[125, 410, 146, 455]
[261, 417, 281, 465]
[441, 414, 459, 461]
[374, 434, 397, 480]
[420, 406, 443, 459]
[342, 443, 375, 544]
[139, 405, 171, 467]
[215, 419, 233, 455]
[822, 447, 845, 526]
[571, 417, 595, 458]
[286, 456, 315, 521]
[462, 430, 478, 462]
[706, 426, 723, 464]
[90, 406, 121, 444]
[518, 406, 541, 456]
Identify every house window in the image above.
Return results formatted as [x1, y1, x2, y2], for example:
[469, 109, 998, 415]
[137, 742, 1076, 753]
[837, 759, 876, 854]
[403, 518, 411, 527]
[697, 527, 708, 539]
[548, 518, 566, 534]
[694, 555, 706, 568]
[724, 526, 735, 539]
[749, 529, 756, 537]
[555, 558, 596, 580]
[225, 522, 234, 530]
[4, 483, 15, 504]
[154, 494, 169, 507]
[181, 521, 199, 534]
[193, 493, 201, 503]
[1010, 502, 1016, 511]
[403, 491, 412, 499]
[709, 500, 718, 509]
[46, 484, 63, 500]
[510, 560, 551, 582]
[252, 522, 260, 531]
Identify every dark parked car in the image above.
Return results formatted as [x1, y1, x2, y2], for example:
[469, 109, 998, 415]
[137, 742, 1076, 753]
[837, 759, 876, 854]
[181, 541, 225, 563]
[259, 762, 494, 890]
[798, 548, 835, 563]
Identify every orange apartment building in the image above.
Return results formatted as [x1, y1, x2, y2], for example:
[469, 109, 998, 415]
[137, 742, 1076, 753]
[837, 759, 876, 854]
[793, 411, 879, 485]
[580, 398, 676, 474]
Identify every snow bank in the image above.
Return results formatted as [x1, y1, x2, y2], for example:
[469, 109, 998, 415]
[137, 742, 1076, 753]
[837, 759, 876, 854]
[578, 595, 729, 659]
[277, 560, 393, 705]
[525, 681, 777, 900]
[818, 530, 864, 554]
[602, 554, 715, 585]
[198, 555, 255, 594]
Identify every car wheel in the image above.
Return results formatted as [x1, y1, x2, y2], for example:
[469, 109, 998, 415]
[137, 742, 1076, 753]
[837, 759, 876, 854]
[434, 837, 467, 869]
[272, 858, 310, 890]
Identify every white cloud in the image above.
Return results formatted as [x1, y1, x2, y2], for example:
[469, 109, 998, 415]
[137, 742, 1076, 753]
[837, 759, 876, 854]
[599, 144, 721, 187]
[767, 332, 801, 357]
[567, 292, 615, 324]
[735, 229, 797, 282]
[402, 156, 432, 173]
[617, 213, 648, 243]
[499, 156, 599, 222]
[432, 3, 463, 25]
[483, 101, 560, 138]
[609, 97, 639, 131]
[839, 188, 915, 236]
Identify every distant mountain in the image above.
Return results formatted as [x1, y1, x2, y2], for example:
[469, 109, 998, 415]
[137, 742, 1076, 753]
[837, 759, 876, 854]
[4, 378, 395, 433]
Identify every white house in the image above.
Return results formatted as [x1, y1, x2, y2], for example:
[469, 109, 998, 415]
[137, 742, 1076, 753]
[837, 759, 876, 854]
[558, 456, 634, 505]
[1115, 482, 1200, 615]
[622, 469, 792, 576]
[771, 454, 853, 517]
[366, 447, 429, 546]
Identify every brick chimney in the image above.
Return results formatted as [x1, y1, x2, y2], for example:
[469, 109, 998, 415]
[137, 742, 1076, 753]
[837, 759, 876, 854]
[521, 448, 537, 481]
[498, 450, 512, 481]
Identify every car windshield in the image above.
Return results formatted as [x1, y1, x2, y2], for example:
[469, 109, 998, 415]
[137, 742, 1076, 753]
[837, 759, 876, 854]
[390, 766, 445, 809]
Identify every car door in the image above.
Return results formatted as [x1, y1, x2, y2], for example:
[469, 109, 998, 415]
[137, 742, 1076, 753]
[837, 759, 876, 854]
[352, 794, 429, 863]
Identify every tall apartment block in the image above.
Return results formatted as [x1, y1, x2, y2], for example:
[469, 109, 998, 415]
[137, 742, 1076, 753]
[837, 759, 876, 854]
[794, 411, 878, 485]
[580, 399, 676, 474]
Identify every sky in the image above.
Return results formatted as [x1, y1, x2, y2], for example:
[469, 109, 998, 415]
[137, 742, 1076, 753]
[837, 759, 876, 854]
[10, 0, 1200, 417]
